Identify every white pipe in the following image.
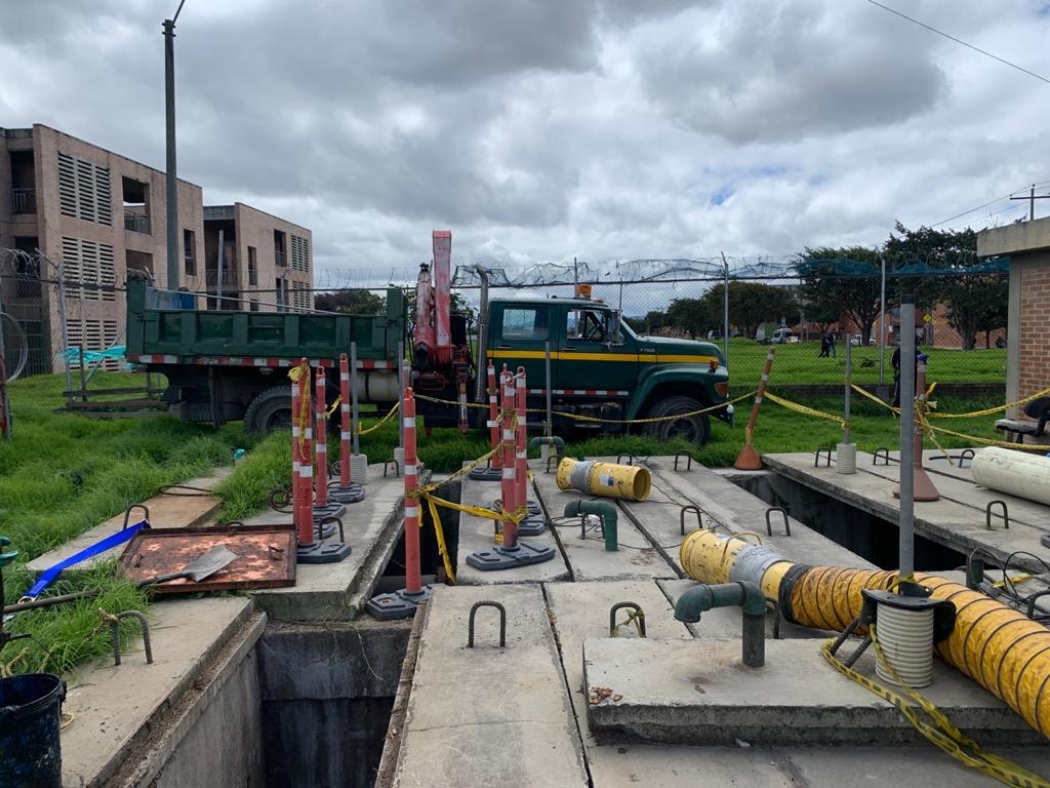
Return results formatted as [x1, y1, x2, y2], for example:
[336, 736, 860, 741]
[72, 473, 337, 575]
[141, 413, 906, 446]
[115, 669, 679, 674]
[971, 447, 1050, 506]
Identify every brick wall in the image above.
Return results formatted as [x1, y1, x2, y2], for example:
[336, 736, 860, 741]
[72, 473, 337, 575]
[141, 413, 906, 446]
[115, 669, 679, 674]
[1018, 257, 1050, 399]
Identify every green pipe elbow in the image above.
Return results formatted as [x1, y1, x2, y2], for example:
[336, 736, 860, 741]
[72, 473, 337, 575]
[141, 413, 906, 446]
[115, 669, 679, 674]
[529, 436, 565, 461]
[674, 581, 766, 623]
[563, 499, 618, 551]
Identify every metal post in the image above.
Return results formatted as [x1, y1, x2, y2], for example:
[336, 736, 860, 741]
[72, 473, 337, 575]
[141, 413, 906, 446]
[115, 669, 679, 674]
[879, 253, 887, 386]
[844, 338, 852, 444]
[55, 260, 73, 399]
[898, 298, 915, 577]
[163, 1, 186, 292]
[544, 340, 553, 439]
[721, 252, 730, 367]
[403, 388, 422, 595]
[216, 228, 225, 309]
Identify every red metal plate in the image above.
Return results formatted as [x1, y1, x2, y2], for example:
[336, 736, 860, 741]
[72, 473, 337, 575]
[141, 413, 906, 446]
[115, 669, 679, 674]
[119, 525, 297, 593]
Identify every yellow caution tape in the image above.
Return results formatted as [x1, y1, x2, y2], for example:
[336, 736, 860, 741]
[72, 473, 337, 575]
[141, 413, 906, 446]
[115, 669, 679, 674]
[357, 401, 400, 436]
[287, 362, 311, 452]
[326, 395, 341, 419]
[927, 385, 1050, 420]
[823, 627, 1050, 788]
[763, 392, 846, 426]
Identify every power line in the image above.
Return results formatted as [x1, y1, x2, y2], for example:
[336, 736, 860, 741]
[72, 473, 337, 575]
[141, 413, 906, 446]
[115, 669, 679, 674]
[864, 0, 1050, 85]
[932, 180, 1050, 228]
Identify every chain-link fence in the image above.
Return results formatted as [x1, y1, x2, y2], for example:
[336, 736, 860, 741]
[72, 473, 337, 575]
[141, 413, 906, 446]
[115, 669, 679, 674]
[1, 246, 1008, 397]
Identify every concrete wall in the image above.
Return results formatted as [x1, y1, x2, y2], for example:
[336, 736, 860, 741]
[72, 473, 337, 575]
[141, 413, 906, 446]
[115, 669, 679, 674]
[155, 648, 266, 788]
[257, 622, 410, 788]
[233, 202, 313, 312]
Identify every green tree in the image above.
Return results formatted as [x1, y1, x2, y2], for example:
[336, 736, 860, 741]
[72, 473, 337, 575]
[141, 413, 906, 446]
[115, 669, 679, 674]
[695, 282, 794, 340]
[884, 224, 1005, 350]
[315, 289, 386, 315]
[665, 298, 706, 338]
[796, 247, 882, 344]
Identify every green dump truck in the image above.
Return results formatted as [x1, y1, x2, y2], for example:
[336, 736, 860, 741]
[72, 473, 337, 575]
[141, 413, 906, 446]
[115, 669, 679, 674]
[124, 236, 732, 443]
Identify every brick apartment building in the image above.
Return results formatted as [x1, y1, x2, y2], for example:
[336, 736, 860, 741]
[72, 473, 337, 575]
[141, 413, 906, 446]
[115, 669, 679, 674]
[977, 216, 1050, 417]
[0, 123, 312, 374]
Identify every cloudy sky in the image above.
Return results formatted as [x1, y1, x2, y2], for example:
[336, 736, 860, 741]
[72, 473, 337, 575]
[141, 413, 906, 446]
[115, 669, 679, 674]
[2, 0, 1049, 291]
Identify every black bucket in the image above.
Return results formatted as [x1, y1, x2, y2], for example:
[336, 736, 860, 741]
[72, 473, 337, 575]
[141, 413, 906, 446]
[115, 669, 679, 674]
[0, 672, 66, 788]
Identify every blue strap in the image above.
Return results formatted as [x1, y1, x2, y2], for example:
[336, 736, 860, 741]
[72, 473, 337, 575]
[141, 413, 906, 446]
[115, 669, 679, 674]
[23, 520, 148, 599]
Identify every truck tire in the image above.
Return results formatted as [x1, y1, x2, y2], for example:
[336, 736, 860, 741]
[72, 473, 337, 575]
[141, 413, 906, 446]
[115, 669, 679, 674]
[243, 386, 293, 435]
[644, 395, 711, 446]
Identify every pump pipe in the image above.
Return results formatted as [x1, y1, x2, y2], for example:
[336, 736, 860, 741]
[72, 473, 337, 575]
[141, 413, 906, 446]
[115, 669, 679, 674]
[563, 499, 618, 551]
[529, 436, 566, 462]
[674, 581, 767, 667]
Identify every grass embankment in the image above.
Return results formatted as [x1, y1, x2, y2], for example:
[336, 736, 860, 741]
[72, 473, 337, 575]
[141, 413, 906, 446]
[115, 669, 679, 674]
[1, 372, 242, 676]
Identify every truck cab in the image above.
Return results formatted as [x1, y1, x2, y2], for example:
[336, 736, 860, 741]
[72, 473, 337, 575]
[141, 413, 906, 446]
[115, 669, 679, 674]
[485, 295, 731, 445]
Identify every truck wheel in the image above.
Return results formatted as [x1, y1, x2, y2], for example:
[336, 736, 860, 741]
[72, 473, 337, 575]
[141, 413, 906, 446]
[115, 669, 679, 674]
[644, 396, 711, 446]
[243, 386, 292, 435]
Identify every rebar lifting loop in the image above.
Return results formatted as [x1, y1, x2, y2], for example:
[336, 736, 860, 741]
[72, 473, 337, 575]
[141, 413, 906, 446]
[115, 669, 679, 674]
[616, 453, 635, 466]
[318, 516, 345, 542]
[680, 505, 703, 536]
[122, 504, 151, 530]
[467, 601, 507, 648]
[546, 455, 559, 474]
[814, 447, 832, 467]
[609, 602, 646, 638]
[1026, 589, 1050, 620]
[102, 609, 153, 667]
[765, 507, 791, 537]
[383, 458, 402, 478]
[673, 451, 693, 471]
[873, 447, 892, 466]
[721, 531, 762, 563]
[986, 500, 1009, 530]
[959, 448, 976, 468]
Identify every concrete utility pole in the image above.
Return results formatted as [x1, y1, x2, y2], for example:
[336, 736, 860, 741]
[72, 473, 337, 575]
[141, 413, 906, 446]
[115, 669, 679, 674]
[1010, 185, 1050, 222]
[163, 0, 187, 293]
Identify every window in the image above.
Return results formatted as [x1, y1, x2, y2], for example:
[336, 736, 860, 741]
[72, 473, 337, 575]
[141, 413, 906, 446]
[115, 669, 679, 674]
[274, 230, 287, 268]
[184, 229, 196, 276]
[249, 299, 259, 312]
[501, 307, 548, 340]
[61, 237, 115, 301]
[121, 176, 151, 234]
[567, 309, 608, 342]
[58, 152, 112, 225]
[248, 246, 258, 285]
[290, 234, 309, 273]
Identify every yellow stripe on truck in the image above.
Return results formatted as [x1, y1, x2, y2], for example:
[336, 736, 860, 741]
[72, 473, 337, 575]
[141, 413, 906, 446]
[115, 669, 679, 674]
[487, 350, 720, 365]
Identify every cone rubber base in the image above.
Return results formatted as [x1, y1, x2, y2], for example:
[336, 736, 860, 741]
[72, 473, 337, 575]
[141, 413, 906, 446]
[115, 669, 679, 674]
[297, 540, 352, 564]
[365, 586, 434, 620]
[734, 442, 763, 471]
[328, 484, 366, 504]
[466, 542, 557, 571]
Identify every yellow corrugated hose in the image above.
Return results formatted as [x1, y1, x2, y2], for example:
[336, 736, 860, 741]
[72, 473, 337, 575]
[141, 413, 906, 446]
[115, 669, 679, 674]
[679, 529, 1050, 739]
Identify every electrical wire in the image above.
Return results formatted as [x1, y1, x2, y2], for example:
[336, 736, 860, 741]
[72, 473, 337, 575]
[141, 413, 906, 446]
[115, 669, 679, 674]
[865, 0, 1050, 85]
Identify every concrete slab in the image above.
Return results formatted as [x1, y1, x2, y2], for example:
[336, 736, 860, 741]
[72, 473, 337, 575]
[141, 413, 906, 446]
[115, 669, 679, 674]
[60, 596, 263, 787]
[26, 471, 228, 576]
[393, 584, 588, 787]
[583, 638, 1043, 746]
[763, 452, 1049, 569]
[248, 463, 409, 621]
[454, 472, 571, 586]
[531, 463, 679, 581]
[647, 458, 880, 570]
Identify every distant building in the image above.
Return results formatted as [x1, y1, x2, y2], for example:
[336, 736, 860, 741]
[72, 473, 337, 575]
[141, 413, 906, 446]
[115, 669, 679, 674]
[0, 123, 312, 374]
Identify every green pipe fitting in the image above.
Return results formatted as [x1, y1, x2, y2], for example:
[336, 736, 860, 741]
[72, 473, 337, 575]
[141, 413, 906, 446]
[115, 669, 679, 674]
[674, 581, 767, 667]
[563, 499, 618, 551]
[529, 436, 565, 462]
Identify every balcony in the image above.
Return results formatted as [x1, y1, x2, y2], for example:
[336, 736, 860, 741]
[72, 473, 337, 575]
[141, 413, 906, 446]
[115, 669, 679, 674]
[124, 210, 151, 234]
[205, 268, 240, 287]
[11, 188, 36, 214]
